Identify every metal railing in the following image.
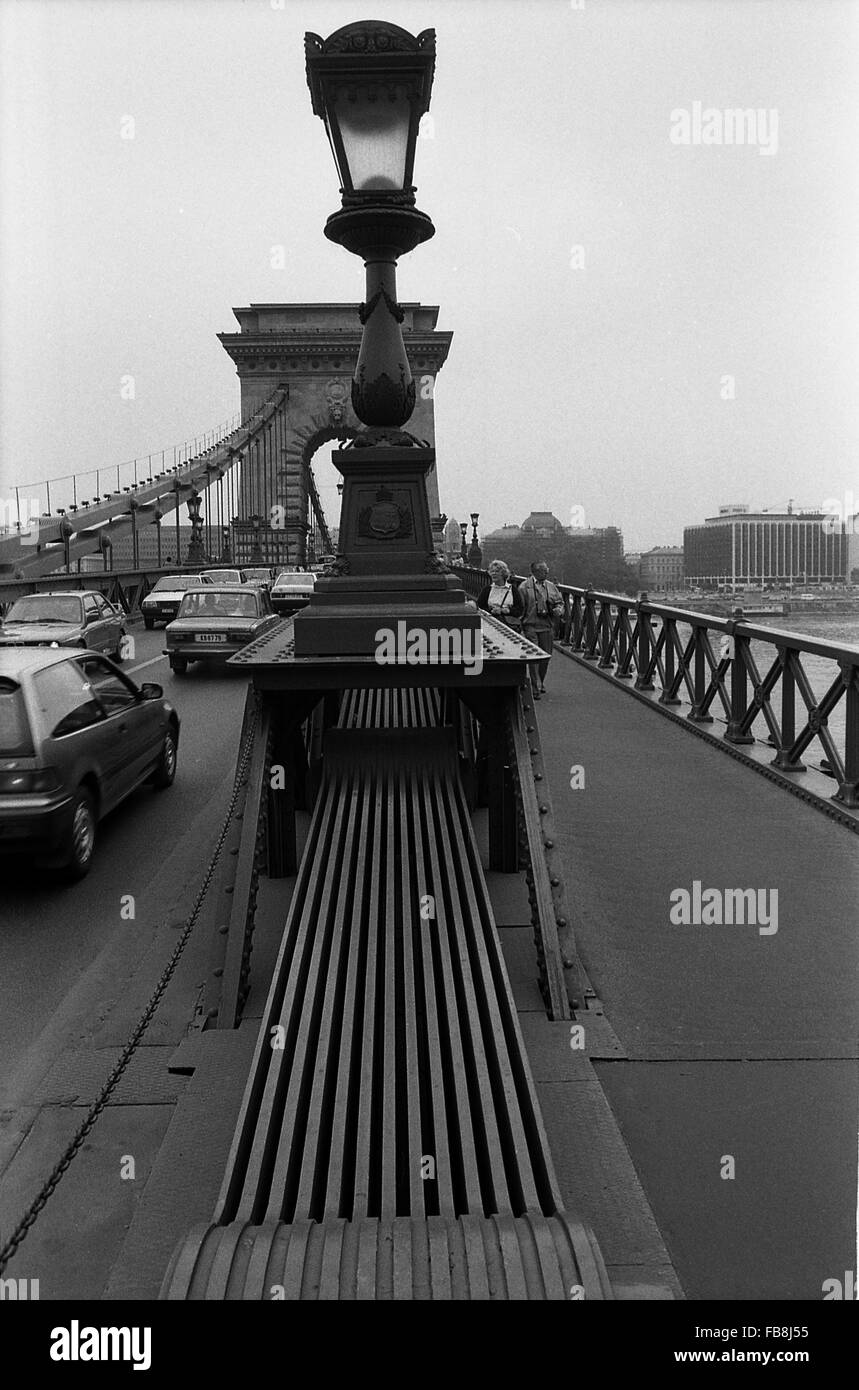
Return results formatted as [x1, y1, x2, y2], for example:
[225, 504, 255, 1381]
[457, 566, 859, 810]
[2, 411, 247, 531]
[3, 394, 310, 528]
[2, 386, 331, 577]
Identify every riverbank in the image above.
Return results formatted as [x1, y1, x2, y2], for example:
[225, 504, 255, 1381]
[655, 594, 859, 621]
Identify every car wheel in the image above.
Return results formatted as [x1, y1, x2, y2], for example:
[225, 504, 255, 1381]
[62, 786, 97, 880]
[169, 655, 188, 675]
[152, 727, 178, 789]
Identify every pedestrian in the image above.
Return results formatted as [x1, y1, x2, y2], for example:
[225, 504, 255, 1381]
[477, 559, 524, 631]
[519, 560, 564, 698]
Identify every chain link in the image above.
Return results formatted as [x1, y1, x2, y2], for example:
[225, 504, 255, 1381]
[0, 706, 260, 1274]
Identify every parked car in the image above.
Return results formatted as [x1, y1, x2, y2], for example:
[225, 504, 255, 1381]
[164, 584, 280, 674]
[270, 571, 316, 617]
[141, 574, 210, 630]
[0, 648, 179, 878]
[0, 591, 126, 661]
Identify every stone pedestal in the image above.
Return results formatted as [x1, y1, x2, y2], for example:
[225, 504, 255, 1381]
[292, 443, 479, 657]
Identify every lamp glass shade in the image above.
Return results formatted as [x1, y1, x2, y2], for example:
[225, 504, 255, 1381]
[329, 83, 413, 192]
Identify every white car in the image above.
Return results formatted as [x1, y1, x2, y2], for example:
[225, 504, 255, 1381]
[270, 571, 316, 617]
[141, 575, 210, 629]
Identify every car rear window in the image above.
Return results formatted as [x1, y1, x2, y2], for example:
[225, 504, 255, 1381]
[0, 678, 34, 756]
[33, 660, 104, 738]
[276, 576, 315, 590]
[178, 591, 258, 618]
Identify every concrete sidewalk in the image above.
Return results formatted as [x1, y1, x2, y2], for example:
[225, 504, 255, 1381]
[537, 648, 859, 1299]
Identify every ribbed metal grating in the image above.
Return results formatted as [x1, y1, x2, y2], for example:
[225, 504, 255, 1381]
[338, 686, 442, 730]
[213, 728, 559, 1225]
[163, 699, 612, 1299]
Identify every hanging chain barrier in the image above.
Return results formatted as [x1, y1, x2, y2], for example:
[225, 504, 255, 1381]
[0, 707, 260, 1275]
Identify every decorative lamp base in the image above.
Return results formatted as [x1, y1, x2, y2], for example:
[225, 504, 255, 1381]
[292, 443, 479, 658]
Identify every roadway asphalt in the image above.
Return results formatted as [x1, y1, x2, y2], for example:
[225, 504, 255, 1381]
[0, 627, 251, 1092]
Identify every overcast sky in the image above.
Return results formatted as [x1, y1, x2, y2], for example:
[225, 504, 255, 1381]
[1, 0, 857, 549]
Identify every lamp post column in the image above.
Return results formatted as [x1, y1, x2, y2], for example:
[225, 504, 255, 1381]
[292, 19, 478, 658]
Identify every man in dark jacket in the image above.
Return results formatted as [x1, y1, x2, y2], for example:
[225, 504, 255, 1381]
[518, 561, 563, 698]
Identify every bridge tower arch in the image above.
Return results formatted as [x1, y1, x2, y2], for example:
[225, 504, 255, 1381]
[285, 418, 359, 565]
[219, 303, 453, 565]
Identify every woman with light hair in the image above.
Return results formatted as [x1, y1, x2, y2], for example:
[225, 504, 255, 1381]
[477, 559, 524, 631]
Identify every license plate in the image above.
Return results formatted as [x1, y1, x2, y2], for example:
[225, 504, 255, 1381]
[196, 633, 221, 644]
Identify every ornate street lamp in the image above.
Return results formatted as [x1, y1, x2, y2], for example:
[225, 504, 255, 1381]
[305, 21, 435, 431]
[294, 20, 477, 657]
[467, 512, 482, 568]
[459, 520, 468, 562]
[187, 490, 206, 563]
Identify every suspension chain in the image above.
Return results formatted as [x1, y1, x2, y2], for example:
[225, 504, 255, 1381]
[0, 709, 260, 1274]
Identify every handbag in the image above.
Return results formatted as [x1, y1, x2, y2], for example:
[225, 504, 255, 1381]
[487, 583, 521, 632]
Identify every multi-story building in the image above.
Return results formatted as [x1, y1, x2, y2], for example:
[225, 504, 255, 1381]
[483, 513, 625, 577]
[684, 506, 849, 587]
[639, 546, 684, 591]
[568, 525, 624, 570]
[97, 525, 198, 568]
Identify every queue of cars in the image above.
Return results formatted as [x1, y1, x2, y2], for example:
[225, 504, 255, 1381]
[0, 567, 318, 876]
[140, 565, 311, 629]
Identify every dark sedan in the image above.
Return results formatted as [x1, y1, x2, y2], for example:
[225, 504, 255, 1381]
[164, 585, 280, 674]
[0, 647, 179, 879]
[0, 591, 127, 661]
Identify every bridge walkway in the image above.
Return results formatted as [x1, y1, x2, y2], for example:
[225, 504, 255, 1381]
[537, 646, 859, 1300]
